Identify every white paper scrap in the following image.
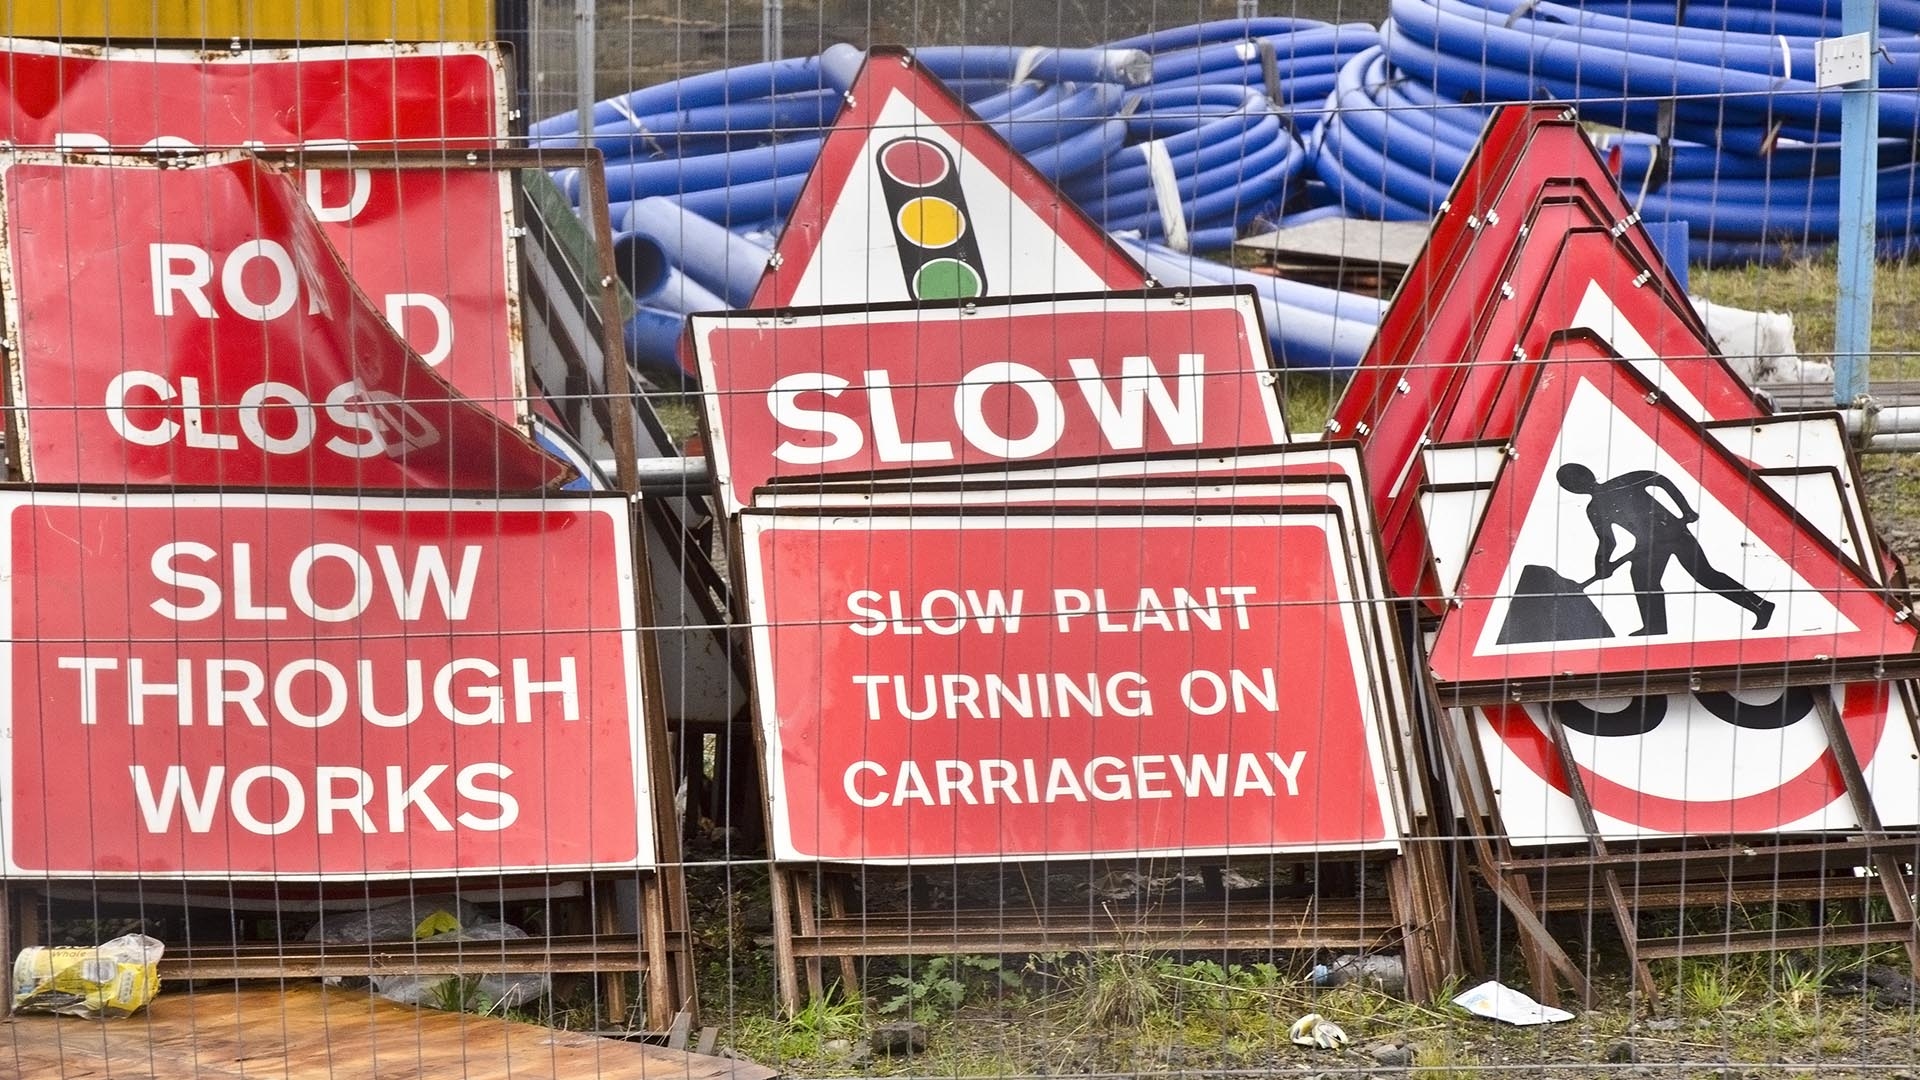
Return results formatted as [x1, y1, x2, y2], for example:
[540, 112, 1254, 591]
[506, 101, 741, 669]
[1452, 980, 1576, 1026]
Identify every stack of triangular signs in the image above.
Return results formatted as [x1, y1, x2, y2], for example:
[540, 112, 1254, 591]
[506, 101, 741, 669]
[1329, 105, 1765, 611]
[1334, 102, 1920, 850]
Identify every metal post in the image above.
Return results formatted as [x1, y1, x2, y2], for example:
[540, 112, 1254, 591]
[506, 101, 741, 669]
[763, 0, 784, 62]
[1236, 0, 1259, 19]
[573, 0, 597, 140]
[1834, 0, 1879, 405]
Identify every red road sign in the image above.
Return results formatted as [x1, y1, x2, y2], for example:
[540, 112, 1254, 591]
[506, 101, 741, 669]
[0, 154, 568, 491]
[754, 448, 1430, 827]
[689, 288, 1287, 511]
[740, 508, 1399, 863]
[1477, 681, 1920, 842]
[749, 45, 1146, 308]
[1428, 356, 1913, 691]
[0, 39, 523, 422]
[2, 490, 653, 878]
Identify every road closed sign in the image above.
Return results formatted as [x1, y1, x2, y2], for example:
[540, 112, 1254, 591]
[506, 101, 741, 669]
[691, 289, 1287, 511]
[0, 491, 653, 879]
[739, 509, 1401, 863]
[0, 153, 568, 491]
[0, 38, 523, 422]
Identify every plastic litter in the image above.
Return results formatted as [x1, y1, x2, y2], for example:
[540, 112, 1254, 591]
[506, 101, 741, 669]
[1310, 952, 1409, 998]
[1451, 979, 1576, 1025]
[303, 897, 550, 1010]
[371, 922, 550, 1010]
[1288, 1012, 1349, 1048]
[13, 934, 164, 1018]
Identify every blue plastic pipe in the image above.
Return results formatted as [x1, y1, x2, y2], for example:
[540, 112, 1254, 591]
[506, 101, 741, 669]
[618, 198, 772, 308]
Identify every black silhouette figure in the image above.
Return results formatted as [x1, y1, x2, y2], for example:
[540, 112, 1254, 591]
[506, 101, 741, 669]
[1555, 463, 1775, 637]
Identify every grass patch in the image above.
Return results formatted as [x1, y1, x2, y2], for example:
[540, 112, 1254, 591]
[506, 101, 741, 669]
[731, 991, 864, 1064]
[1695, 257, 1920, 562]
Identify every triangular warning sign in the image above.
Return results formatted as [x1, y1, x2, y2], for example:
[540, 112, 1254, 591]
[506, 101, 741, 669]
[1429, 354, 1912, 693]
[751, 45, 1147, 308]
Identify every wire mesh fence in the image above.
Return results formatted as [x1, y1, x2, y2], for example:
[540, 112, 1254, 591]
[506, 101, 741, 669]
[1, 1, 1919, 1078]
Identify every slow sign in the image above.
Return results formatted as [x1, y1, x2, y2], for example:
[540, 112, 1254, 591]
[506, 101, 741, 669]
[1, 491, 652, 878]
[690, 288, 1287, 511]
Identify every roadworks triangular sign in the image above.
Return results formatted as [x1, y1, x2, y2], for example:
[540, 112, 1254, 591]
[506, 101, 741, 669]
[1428, 354, 1912, 692]
[751, 45, 1147, 308]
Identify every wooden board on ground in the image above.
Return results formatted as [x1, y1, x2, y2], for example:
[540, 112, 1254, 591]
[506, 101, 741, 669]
[1234, 218, 1431, 275]
[0, 985, 775, 1080]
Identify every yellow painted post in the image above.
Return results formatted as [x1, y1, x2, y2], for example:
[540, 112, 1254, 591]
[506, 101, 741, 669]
[5, 0, 491, 43]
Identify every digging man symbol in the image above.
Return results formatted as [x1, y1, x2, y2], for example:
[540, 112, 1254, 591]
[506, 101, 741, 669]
[1555, 463, 1776, 637]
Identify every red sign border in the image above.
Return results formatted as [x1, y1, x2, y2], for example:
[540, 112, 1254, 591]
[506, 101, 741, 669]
[1429, 352, 1913, 690]
[755, 453, 1425, 825]
[1475, 679, 1908, 843]
[750, 44, 1147, 308]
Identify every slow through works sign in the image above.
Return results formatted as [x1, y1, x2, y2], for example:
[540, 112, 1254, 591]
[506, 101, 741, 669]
[740, 509, 1399, 863]
[1, 492, 653, 878]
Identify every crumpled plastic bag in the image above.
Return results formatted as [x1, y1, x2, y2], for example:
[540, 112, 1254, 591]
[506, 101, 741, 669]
[14, 934, 164, 1017]
[370, 921, 550, 1010]
[304, 896, 483, 949]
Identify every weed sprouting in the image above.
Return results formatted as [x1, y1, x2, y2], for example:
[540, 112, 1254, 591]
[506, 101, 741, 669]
[1068, 950, 1178, 1029]
[879, 955, 1020, 1021]
[1681, 965, 1746, 1014]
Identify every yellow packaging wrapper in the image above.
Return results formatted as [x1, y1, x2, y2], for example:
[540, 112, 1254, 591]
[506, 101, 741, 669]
[13, 934, 163, 1017]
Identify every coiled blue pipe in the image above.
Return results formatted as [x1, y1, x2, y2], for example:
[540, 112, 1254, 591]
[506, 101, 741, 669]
[624, 308, 693, 388]
[548, 6, 1920, 385]
[1107, 17, 1328, 52]
[910, 45, 1154, 86]
[1390, 0, 1920, 137]
[1323, 18, 1920, 260]
[531, 56, 827, 141]
[1118, 240, 1381, 370]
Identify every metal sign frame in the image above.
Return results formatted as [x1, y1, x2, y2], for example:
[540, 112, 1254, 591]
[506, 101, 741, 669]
[731, 491, 1450, 1015]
